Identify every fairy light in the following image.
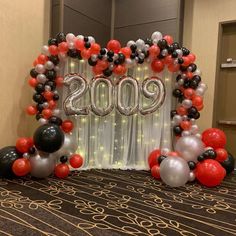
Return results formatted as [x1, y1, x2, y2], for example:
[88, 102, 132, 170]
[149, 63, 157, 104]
[95, 118, 99, 122]
[81, 118, 87, 123]
[100, 146, 104, 151]
[122, 119, 126, 123]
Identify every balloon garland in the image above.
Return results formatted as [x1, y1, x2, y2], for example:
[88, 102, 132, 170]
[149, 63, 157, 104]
[0, 31, 234, 187]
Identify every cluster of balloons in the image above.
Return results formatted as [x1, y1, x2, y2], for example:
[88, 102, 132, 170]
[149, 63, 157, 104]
[149, 128, 234, 187]
[0, 123, 83, 179]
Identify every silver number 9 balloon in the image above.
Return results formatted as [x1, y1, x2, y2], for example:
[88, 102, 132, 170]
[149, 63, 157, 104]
[63, 74, 89, 116]
[90, 76, 114, 116]
[140, 77, 165, 115]
[116, 76, 139, 116]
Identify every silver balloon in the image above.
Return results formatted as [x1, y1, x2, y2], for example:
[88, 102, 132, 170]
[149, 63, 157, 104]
[36, 74, 47, 83]
[41, 45, 49, 56]
[173, 115, 182, 125]
[189, 171, 196, 182]
[35, 64, 45, 74]
[175, 135, 204, 162]
[66, 33, 75, 42]
[190, 124, 199, 134]
[30, 152, 56, 178]
[116, 76, 139, 116]
[181, 131, 191, 137]
[63, 74, 89, 115]
[50, 133, 78, 160]
[160, 156, 190, 187]
[44, 61, 54, 70]
[90, 76, 114, 116]
[126, 40, 135, 47]
[140, 77, 165, 115]
[182, 99, 192, 109]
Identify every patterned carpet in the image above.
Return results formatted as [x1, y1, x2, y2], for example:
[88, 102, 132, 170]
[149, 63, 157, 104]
[0, 170, 236, 236]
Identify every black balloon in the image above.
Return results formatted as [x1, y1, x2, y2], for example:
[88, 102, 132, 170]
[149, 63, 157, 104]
[33, 124, 64, 153]
[221, 153, 235, 174]
[0, 146, 21, 178]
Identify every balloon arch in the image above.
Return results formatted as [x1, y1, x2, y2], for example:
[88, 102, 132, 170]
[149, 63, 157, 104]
[0, 31, 234, 187]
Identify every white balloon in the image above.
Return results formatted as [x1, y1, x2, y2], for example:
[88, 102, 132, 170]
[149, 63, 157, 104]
[182, 99, 192, 109]
[66, 33, 75, 42]
[38, 118, 48, 125]
[42, 45, 50, 56]
[176, 49, 183, 58]
[88, 36, 95, 44]
[77, 35, 84, 41]
[136, 39, 145, 49]
[151, 31, 162, 41]
[127, 40, 135, 47]
[189, 171, 196, 182]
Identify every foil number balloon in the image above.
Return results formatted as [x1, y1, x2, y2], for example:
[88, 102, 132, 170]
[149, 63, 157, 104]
[63, 74, 166, 116]
[63, 74, 89, 116]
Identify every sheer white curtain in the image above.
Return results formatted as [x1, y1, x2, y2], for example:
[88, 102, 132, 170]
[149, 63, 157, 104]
[59, 58, 173, 170]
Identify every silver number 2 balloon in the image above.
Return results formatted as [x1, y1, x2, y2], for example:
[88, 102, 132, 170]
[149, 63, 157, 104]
[63, 74, 89, 116]
[116, 76, 139, 116]
[140, 76, 166, 115]
[90, 76, 114, 116]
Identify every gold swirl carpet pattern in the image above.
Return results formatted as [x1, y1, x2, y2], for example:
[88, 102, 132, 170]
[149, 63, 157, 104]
[0, 169, 236, 236]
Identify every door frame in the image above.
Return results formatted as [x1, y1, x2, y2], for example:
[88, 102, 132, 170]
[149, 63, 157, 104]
[213, 20, 236, 127]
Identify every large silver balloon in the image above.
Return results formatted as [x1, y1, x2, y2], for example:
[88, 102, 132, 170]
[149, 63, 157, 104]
[50, 133, 78, 160]
[175, 135, 204, 163]
[116, 76, 139, 116]
[90, 76, 114, 116]
[30, 152, 56, 178]
[160, 156, 190, 187]
[140, 77, 165, 115]
[63, 74, 89, 116]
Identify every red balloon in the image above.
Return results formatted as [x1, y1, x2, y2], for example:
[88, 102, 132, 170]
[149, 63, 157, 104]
[202, 128, 226, 149]
[97, 60, 109, 70]
[69, 154, 83, 168]
[74, 39, 85, 51]
[113, 65, 126, 75]
[184, 88, 195, 99]
[55, 76, 64, 87]
[26, 105, 37, 115]
[28, 78, 38, 87]
[149, 45, 160, 58]
[107, 40, 121, 53]
[180, 120, 191, 130]
[163, 55, 173, 65]
[182, 56, 191, 67]
[48, 100, 57, 109]
[151, 59, 164, 72]
[81, 49, 91, 59]
[54, 163, 70, 179]
[12, 158, 31, 176]
[196, 159, 226, 187]
[120, 47, 131, 58]
[192, 95, 203, 107]
[151, 165, 161, 179]
[215, 148, 228, 162]
[49, 45, 58, 56]
[58, 42, 69, 54]
[148, 149, 161, 169]
[188, 53, 196, 63]
[168, 63, 180, 72]
[177, 106, 187, 116]
[27, 137, 34, 147]
[93, 65, 103, 75]
[38, 54, 48, 64]
[16, 137, 30, 153]
[43, 91, 54, 101]
[61, 120, 74, 133]
[42, 108, 52, 119]
[163, 35, 174, 45]
[90, 43, 101, 54]
[168, 151, 179, 157]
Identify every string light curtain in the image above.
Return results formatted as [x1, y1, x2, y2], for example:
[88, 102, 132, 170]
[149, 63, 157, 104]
[59, 58, 173, 170]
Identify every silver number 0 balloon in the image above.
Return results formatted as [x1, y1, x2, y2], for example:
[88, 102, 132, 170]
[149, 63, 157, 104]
[63, 74, 89, 116]
[140, 77, 165, 115]
[90, 76, 114, 116]
[117, 76, 139, 116]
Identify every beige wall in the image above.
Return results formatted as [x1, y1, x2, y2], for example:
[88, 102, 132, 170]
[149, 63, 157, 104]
[0, 1, 50, 147]
[183, 0, 236, 131]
